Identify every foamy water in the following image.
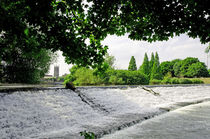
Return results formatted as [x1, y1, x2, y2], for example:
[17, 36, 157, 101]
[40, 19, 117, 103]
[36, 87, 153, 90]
[0, 85, 210, 138]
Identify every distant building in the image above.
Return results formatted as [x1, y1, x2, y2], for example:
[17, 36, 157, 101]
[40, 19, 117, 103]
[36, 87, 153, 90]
[54, 66, 59, 77]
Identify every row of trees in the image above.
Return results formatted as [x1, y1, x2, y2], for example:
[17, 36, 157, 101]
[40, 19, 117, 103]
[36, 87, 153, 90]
[128, 52, 163, 80]
[127, 52, 210, 81]
[64, 52, 210, 86]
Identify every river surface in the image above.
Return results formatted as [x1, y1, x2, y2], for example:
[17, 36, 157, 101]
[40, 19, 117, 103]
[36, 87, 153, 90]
[0, 85, 210, 138]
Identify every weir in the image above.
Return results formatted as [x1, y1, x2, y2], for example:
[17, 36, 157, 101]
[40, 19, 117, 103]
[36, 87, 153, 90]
[0, 85, 210, 138]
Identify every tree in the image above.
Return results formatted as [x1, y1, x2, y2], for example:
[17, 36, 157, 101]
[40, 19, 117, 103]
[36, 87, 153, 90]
[0, 0, 209, 69]
[205, 44, 210, 69]
[149, 52, 155, 72]
[2, 49, 56, 83]
[128, 56, 137, 71]
[180, 57, 199, 77]
[170, 59, 182, 77]
[104, 53, 116, 69]
[150, 52, 162, 80]
[186, 62, 209, 77]
[173, 57, 208, 77]
[160, 61, 173, 76]
[139, 53, 150, 76]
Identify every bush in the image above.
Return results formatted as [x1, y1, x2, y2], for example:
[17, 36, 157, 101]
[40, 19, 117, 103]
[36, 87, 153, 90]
[161, 77, 171, 84]
[64, 67, 103, 86]
[170, 78, 180, 84]
[108, 75, 125, 85]
[74, 68, 103, 86]
[107, 70, 149, 85]
[191, 79, 204, 84]
[150, 79, 162, 85]
[179, 78, 192, 84]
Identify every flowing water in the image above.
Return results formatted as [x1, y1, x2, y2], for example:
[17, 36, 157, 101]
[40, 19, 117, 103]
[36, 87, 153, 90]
[0, 85, 210, 138]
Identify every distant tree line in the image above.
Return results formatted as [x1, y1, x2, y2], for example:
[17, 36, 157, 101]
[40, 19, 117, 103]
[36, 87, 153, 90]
[64, 53, 209, 86]
[129, 52, 209, 79]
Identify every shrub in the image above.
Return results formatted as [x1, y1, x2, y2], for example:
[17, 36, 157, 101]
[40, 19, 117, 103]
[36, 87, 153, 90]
[170, 78, 180, 84]
[74, 68, 103, 86]
[161, 77, 171, 84]
[80, 131, 95, 139]
[107, 70, 149, 85]
[150, 79, 162, 85]
[179, 78, 192, 84]
[108, 75, 125, 85]
[191, 79, 204, 84]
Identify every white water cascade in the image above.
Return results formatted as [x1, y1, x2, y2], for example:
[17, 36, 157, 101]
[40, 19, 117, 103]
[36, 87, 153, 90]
[0, 85, 210, 138]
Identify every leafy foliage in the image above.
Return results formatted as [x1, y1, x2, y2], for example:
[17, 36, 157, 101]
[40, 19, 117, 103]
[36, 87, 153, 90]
[80, 131, 95, 139]
[2, 49, 56, 83]
[1, 0, 209, 70]
[128, 56, 137, 71]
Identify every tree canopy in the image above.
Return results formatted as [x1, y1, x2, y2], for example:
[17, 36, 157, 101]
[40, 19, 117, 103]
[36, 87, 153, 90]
[1, 0, 209, 67]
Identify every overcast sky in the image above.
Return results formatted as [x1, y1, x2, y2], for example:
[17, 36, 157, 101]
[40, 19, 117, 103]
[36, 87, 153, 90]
[49, 34, 209, 76]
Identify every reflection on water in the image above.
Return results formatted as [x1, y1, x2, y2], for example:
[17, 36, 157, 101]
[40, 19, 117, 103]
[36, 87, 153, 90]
[0, 85, 210, 138]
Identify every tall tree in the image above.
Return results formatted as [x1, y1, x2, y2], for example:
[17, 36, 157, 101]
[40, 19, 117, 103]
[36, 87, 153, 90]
[128, 56, 137, 71]
[139, 53, 150, 76]
[150, 52, 162, 80]
[155, 52, 160, 66]
[149, 53, 155, 71]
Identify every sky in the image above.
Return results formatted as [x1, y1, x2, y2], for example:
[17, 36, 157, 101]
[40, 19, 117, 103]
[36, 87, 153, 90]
[49, 34, 209, 76]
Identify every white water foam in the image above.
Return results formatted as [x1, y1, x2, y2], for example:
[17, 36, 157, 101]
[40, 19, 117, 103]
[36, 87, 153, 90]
[0, 85, 210, 138]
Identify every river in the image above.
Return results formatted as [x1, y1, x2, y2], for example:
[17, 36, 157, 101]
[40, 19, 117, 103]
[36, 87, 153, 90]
[0, 85, 210, 138]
